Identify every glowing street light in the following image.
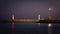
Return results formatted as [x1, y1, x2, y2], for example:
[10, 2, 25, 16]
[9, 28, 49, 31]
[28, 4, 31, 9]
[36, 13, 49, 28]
[48, 8, 52, 16]
[12, 14, 14, 20]
[48, 8, 52, 11]
[48, 8, 52, 20]
[38, 14, 40, 20]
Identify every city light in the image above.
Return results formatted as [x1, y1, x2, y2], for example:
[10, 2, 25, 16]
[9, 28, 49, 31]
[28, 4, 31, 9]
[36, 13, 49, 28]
[48, 8, 52, 11]
[48, 23, 51, 27]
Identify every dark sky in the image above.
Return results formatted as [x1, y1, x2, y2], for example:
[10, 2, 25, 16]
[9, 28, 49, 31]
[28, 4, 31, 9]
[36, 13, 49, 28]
[0, 0, 60, 20]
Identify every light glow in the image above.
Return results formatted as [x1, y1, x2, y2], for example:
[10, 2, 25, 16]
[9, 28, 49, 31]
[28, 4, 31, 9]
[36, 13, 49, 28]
[48, 23, 51, 27]
[38, 14, 40, 20]
[12, 15, 14, 20]
[48, 8, 52, 11]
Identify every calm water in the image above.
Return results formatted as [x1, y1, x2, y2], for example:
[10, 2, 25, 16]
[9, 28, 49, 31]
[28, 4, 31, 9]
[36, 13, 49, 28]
[0, 23, 60, 34]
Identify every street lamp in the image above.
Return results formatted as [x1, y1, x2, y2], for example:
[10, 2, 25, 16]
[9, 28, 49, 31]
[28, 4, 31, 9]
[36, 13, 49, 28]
[48, 8, 52, 16]
[48, 8, 52, 20]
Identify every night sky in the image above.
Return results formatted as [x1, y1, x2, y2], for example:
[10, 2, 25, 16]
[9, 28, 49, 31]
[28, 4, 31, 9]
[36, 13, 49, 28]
[0, 0, 60, 20]
[0, 0, 60, 34]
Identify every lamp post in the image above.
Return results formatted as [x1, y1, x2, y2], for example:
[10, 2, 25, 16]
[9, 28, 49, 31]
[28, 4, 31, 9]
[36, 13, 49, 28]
[48, 8, 52, 20]
[48, 8, 52, 16]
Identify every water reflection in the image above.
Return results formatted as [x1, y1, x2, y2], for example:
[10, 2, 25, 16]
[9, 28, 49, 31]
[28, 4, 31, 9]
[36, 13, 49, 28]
[0, 23, 60, 34]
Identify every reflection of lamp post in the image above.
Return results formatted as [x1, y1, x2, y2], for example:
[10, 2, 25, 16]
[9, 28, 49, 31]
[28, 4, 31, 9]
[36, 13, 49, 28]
[48, 23, 52, 34]
[38, 22, 40, 34]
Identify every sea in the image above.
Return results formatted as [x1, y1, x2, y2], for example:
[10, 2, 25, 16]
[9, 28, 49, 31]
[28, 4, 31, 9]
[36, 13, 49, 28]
[0, 23, 60, 34]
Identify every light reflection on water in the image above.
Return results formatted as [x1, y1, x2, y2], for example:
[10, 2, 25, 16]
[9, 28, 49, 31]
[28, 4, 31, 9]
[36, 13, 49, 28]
[0, 23, 60, 34]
